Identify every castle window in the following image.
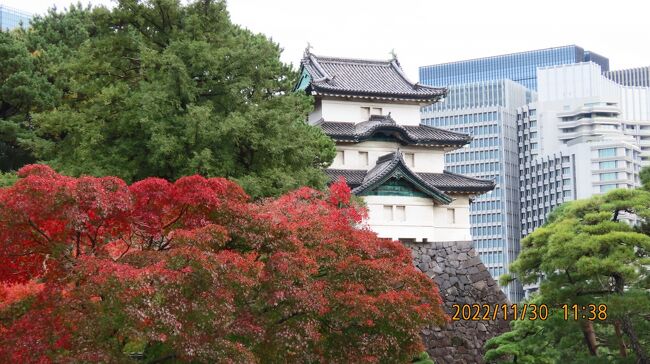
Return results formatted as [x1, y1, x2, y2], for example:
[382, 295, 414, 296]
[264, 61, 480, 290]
[395, 205, 406, 221]
[403, 152, 414, 167]
[383, 205, 392, 221]
[334, 151, 344, 165]
[447, 208, 456, 224]
[383, 205, 406, 222]
[361, 107, 370, 119]
[359, 151, 369, 166]
[361, 106, 382, 119]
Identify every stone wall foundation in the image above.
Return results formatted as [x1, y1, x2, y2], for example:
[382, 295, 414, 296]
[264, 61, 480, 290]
[405, 241, 511, 364]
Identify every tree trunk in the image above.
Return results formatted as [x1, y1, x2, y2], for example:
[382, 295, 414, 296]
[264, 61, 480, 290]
[613, 273, 649, 363]
[614, 320, 628, 357]
[581, 320, 599, 356]
[620, 317, 649, 364]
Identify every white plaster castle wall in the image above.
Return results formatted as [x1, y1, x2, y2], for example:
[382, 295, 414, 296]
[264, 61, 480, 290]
[362, 195, 471, 242]
[319, 98, 422, 125]
[308, 99, 323, 124]
[308, 91, 476, 244]
[329, 141, 446, 173]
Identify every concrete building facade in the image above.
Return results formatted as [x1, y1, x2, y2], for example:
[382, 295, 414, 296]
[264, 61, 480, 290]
[419, 46, 650, 299]
[519, 62, 649, 229]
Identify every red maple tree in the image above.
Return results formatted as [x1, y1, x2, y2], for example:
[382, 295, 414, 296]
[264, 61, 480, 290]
[0, 165, 446, 363]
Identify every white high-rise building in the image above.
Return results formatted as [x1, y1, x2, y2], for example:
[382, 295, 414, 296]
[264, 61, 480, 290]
[518, 62, 650, 296]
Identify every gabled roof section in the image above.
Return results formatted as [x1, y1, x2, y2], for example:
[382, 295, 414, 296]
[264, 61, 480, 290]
[418, 171, 496, 193]
[318, 114, 471, 147]
[350, 151, 453, 204]
[326, 169, 367, 187]
[297, 50, 447, 102]
[326, 168, 495, 194]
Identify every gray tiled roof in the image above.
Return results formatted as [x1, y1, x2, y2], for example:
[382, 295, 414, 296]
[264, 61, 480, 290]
[318, 115, 471, 147]
[351, 151, 452, 203]
[325, 169, 366, 187]
[301, 52, 446, 101]
[418, 171, 495, 193]
[326, 166, 494, 194]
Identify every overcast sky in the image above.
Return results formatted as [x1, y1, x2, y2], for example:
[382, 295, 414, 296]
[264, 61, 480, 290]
[3, 0, 648, 80]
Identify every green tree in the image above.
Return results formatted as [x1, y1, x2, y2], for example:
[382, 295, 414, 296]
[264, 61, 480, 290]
[4, 0, 335, 198]
[487, 189, 650, 363]
[640, 166, 650, 191]
[0, 30, 56, 171]
[0, 171, 17, 187]
[0, 4, 97, 172]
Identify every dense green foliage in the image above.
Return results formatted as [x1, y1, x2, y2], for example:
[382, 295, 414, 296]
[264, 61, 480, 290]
[487, 189, 650, 363]
[0, 0, 335, 198]
[640, 165, 650, 191]
[412, 352, 436, 364]
[0, 172, 17, 187]
[0, 4, 101, 171]
[0, 31, 54, 171]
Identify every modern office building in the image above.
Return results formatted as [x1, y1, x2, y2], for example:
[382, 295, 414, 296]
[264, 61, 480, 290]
[536, 62, 650, 165]
[419, 45, 609, 91]
[518, 62, 649, 296]
[421, 79, 534, 302]
[0, 4, 31, 30]
[420, 46, 649, 299]
[605, 66, 650, 87]
[517, 104, 642, 235]
[517, 103, 575, 238]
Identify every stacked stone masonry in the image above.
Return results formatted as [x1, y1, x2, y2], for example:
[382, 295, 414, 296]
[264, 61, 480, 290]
[405, 240, 511, 364]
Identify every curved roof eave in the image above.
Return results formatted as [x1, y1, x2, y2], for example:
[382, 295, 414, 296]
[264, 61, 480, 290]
[351, 152, 452, 204]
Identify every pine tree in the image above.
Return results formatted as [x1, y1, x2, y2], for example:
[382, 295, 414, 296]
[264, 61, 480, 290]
[487, 189, 650, 363]
[1, 0, 335, 198]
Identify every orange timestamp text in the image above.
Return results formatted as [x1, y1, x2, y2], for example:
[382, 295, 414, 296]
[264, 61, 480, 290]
[452, 304, 549, 321]
[451, 303, 608, 321]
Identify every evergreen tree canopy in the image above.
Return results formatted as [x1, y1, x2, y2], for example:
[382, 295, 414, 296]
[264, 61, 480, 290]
[0, 30, 55, 170]
[487, 189, 650, 363]
[1, 0, 335, 198]
[639, 166, 650, 191]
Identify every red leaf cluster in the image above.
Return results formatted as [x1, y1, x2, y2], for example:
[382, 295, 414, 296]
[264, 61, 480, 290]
[0, 165, 446, 363]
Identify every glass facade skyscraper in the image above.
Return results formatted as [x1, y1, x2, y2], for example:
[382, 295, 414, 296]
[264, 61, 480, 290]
[0, 5, 31, 31]
[422, 80, 534, 302]
[419, 45, 609, 91]
[419, 46, 611, 301]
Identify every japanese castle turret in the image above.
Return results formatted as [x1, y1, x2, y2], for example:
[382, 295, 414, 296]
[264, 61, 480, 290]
[296, 50, 494, 242]
[296, 50, 510, 364]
